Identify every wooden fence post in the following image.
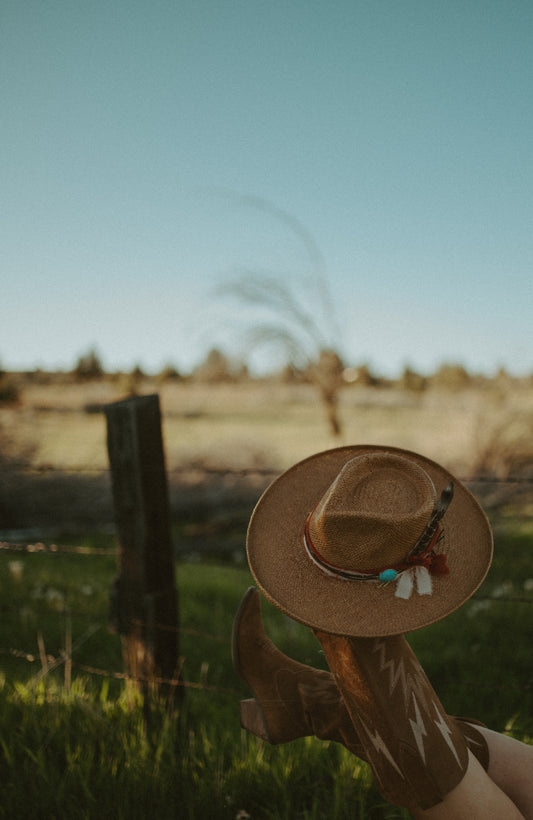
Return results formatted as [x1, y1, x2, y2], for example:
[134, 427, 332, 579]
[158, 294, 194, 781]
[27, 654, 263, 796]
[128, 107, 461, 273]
[104, 394, 180, 700]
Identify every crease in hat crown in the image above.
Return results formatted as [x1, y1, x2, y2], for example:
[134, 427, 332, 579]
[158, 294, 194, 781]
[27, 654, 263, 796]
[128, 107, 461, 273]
[307, 453, 437, 573]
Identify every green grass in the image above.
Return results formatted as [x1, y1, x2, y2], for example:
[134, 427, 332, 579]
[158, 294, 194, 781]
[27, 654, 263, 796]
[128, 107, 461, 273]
[1, 522, 532, 818]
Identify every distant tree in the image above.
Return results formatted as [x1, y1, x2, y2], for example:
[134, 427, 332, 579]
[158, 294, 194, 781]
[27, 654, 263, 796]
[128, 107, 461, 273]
[430, 363, 471, 391]
[493, 366, 516, 390]
[193, 348, 233, 382]
[215, 196, 346, 437]
[399, 366, 427, 393]
[0, 374, 20, 404]
[234, 361, 250, 382]
[131, 363, 145, 380]
[157, 364, 183, 383]
[72, 348, 104, 381]
[0, 359, 19, 404]
[121, 364, 145, 397]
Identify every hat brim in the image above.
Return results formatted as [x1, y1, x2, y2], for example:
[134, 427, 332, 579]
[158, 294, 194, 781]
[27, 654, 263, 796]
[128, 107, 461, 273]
[247, 445, 493, 637]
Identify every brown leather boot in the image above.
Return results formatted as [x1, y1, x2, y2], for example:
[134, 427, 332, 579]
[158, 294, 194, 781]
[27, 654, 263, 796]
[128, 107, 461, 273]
[232, 586, 365, 754]
[314, 629, 479, 811]
[232, 588, 489, 778]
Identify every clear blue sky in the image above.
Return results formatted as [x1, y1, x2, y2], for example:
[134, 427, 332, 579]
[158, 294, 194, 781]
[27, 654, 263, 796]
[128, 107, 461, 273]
[2, 0, 533, 376]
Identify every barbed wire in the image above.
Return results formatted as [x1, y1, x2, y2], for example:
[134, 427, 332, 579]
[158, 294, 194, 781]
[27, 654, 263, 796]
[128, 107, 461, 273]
[0, 600, 230, 643]
[0, 464, 279, 477]
[2, 585, 533, 734]
[0, 646, 238, 696]
[0, 541, 118, 555]
[3, 462, 533, 484]
[3, 538, 533, 620]
[2, 510, 533, 744]
[3, 639, 533, 699]
[2, 643, 533, 745]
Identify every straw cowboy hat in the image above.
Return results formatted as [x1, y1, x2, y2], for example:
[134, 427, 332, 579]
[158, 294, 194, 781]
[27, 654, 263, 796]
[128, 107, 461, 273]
[246, 445, 493, 636]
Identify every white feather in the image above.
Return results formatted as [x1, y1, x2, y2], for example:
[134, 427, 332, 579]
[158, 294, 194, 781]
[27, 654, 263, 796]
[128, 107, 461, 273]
[395, 569, 414, 599]
[415, 566, 433, 595]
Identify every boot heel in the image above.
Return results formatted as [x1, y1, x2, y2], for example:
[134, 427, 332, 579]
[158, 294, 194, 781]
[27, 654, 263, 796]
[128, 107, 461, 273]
[239, 698, 272, 743]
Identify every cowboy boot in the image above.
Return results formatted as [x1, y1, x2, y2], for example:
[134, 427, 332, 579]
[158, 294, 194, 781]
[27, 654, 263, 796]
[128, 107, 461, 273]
[233, 586, 365, 754]
[233, 587, 488, 775]
[314, 629, 480, 811]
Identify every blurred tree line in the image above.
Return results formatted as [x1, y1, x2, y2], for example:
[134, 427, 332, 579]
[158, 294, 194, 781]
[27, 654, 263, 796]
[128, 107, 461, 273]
[1, 346, 530, 399]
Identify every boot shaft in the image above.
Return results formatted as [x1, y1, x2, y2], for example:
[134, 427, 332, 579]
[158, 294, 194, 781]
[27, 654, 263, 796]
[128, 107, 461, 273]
[233, 587, 487, 810]
[314, 630, 469, 810]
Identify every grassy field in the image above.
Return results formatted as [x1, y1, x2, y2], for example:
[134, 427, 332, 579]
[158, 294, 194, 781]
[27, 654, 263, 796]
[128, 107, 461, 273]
[1, 520, 533, 819]
[1, 377, 533, 817]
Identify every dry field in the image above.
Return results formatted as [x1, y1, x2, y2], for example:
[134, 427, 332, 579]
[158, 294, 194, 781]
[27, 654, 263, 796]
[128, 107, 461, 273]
[2, 376, 533, 532]
[3, 376, 533, 472]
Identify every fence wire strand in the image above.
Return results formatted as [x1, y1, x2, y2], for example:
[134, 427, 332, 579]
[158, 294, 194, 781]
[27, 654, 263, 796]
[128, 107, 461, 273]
[2, 468, 533, 742]
[0, 645, 239, 697]
[2, 641, 533, 701]
[4, 462, 533, 483]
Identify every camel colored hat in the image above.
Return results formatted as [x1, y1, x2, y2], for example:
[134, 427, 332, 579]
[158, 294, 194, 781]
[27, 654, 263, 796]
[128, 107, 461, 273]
[247, 445, 493, 637]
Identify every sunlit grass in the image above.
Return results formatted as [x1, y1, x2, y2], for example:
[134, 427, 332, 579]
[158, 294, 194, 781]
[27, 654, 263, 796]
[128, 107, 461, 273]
[0, 673, 399, 819]
[1, 523, 532, 818]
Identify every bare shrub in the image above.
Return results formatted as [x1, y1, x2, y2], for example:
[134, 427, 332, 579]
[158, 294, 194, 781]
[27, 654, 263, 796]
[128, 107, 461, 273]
[471, 411, 533, 480]
[468, 406, 533, 510]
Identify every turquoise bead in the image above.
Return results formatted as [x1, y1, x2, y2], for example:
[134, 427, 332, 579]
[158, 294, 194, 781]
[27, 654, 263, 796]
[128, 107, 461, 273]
[379, 569, 398, 583]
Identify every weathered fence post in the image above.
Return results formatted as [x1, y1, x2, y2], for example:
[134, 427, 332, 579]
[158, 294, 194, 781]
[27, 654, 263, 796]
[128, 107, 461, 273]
[104, 394, 180, 701]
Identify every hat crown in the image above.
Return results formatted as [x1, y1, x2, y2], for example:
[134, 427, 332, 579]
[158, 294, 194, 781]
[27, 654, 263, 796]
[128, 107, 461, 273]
[308, 453, 436, 572]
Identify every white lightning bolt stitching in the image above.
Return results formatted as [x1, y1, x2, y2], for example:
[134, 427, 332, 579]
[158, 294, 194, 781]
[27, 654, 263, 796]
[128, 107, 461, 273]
[372, 639, 407, 699]
[433, 704, 463, 767]
[358, 717, 404, 779]
[408, 693, 428, 763]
